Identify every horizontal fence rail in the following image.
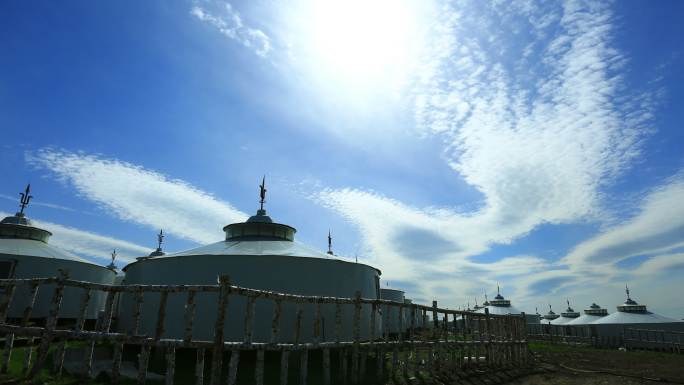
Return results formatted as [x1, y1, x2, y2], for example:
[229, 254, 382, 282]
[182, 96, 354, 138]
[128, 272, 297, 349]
[0, 271, 529, 384]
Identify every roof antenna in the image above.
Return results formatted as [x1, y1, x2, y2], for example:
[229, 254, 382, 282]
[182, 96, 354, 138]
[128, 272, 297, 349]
[327, 229, 333, 255]
[107, 249, 117, 270]
[157, 229, 164, 251]
[18, 184, 32, 216]
[258, 175, 267, 212]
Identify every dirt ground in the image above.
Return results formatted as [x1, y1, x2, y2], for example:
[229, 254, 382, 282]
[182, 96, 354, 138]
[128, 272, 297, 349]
[509, 342, 684, 385]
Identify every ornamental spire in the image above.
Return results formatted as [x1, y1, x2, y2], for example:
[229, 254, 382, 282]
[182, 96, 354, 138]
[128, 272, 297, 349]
[157, 229, 164, 251]
[327, 229, 333, 255]
[18, 184, 32, 216]
[107, 249, 117, 270]
[625, 284, 631, 300]
[259, 175, 267, 211]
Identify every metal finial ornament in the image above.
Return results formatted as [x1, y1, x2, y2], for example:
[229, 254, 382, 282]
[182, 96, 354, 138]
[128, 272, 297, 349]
[626, 285, 631, 300]
[18, 184, 33, 216]
[484, 292, 488, 301]
[107, 249, 117, 270]
[497, 283, 500, 295]
[548, 304, 552, 312]
[327, 229, 333, 255]
[157, 229, 165, 250]
[567, 299, 570, 308]
[259, 176, 267, 211]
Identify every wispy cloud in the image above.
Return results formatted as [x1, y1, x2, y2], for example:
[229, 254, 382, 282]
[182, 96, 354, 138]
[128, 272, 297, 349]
[27, 149, 248, 244]
[191, 1, 271, 58]
[311, 0, 667, 310]
[0, 211, 148, 265]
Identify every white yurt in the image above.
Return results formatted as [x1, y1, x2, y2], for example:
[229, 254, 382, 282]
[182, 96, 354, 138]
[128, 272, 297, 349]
[550, 300, 580, 325]
[0, 185, 115, 320]
[564, 303, 608, 325]
[475, 286, 523, 315]
[592, 287, 677, 325]
[542, 305, 559, 324]
[380, 286, 405, 333]
[118, 182, 382, 343]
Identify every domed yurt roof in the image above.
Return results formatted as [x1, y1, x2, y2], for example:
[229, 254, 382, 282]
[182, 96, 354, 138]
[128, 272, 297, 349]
[0, 185, 94, 265]
[550, 299, 581, 325]
[592, 286, 678, 324]
[124, 178, 381, 274]
[475, 285, 523, 315]
[542, 304, 560, 323]
[565, 303, 609, 325]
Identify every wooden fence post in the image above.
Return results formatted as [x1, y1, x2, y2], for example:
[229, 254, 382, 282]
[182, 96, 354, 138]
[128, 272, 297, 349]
[351, 290, 361, 384]
[29, 270, 68, 378]
[210, 275, 230, 385]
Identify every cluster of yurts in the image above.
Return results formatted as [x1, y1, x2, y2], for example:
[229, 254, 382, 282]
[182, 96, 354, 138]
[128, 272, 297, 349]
[0, 183, 680, 343]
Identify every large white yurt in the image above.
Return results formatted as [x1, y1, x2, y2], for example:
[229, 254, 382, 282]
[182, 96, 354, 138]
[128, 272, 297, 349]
[0, 185, 115, 320]
[549, 300, 580, 325]
[564, 303, 608, 325]
[380, 287, 405, 333]
[118, 183, 382, 343]
[592, 287, 677, 325]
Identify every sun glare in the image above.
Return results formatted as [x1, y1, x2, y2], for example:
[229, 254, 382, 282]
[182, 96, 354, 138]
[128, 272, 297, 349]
[300, 0, 425, 94]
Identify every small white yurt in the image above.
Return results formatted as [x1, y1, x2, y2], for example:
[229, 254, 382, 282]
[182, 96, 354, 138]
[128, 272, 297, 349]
[550, 300, 580, 325]
[0, 185, 115, 320]
[542, 305, 559, 324]
[380, 286, 405, 334]
[565, 303, 608, 325]
[592, 287, 677, 325]
[475, 286, 523, 315]
[118, 181, 382, 343]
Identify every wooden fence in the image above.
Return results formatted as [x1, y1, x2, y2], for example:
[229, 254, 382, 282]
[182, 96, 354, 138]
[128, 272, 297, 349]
[0, 271, 528, 384]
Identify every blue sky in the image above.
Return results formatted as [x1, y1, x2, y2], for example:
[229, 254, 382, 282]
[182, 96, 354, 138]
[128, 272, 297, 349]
[1, 0, 683, 317]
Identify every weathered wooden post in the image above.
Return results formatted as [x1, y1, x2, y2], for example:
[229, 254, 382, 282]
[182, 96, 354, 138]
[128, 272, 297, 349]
[132, 288, 144, 335]
[155, 290, 169, 341]
[111, 341, 123, 383]
[137, 344, 151, 384]
[227, 349, 240, 385]
[271, 299, 282, 344]
[195, 348, 205, 385]
[165, 346, 176, 385]
[22, 281, 40, 374]
[184, 289, 197, 343]
[351, 291, 361, 384]
[29, 270, 68, 378]
[210, 275, 231, 385]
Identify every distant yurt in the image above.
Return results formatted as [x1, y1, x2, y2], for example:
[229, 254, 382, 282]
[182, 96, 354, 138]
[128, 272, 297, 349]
[475, 286, 536, 323]
[380, 287, 405, 333]
[118, 182, 382, 343]
[0, 185, 115, 320]
[550, 300, 580, 325]
[542, 305, 559, 324]
[592, 287, 677, 325]
[564, 303, 608, 325]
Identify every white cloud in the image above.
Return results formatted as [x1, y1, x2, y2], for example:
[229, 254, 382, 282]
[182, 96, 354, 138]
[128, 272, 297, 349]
[27, 149, 248, 244]
[563, 177, 684, 270]
[0, 211, 148, 265]
[191, 2, 271, 57]
[311, 0, 672, 313]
